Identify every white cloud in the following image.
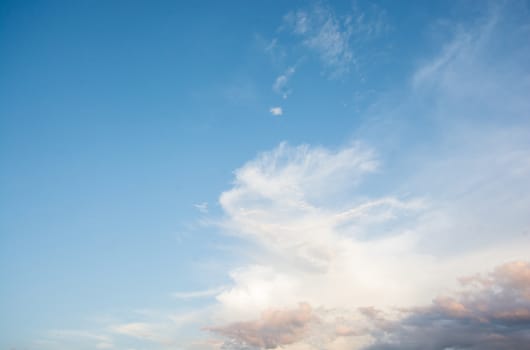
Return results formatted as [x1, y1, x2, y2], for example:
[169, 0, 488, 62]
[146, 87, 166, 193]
[212, 141, 530, 349]
[214, 137, 530, 327]
[209, 6, 530, 349]
[283, 4, 388, 78]
[270, 107, 283, 116]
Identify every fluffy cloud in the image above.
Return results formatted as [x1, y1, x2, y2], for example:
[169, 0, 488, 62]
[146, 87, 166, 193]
[269, 107, 283, 116]
[209, 303, 314, 349]
[212, 262, 530, 350]
[209, 5, 530, 349]
[365, 261, 530, 350]
[218, 142, 387, 269]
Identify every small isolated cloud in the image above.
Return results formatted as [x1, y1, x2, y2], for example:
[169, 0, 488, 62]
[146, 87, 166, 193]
[273, 66, 295, 98]
[194, 202, 208, 213]
[269, 107, 283, 116]
[209, 303, 315, 349]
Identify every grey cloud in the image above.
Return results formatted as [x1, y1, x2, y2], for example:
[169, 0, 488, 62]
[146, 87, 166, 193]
[363, 261, 530, 350]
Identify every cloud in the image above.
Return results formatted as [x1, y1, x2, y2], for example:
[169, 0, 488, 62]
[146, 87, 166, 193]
[273, 67, 295, 99]
[111, 323, 158, 341]
[364, 261, 530, 350]
[194, 202, 209, 214]
[284, 6, 353, 77]
[218, 141, 381, 267]
[211, 262, 530, 350]
[269, 107, 283, 116]
[282, 3, 387, 78]
[209, 5, 530, 349]
[110, 322, 176, 346]
[209, 303, 315, 349]
[213, 133, 530, 331]
[173, 286, 227, 299]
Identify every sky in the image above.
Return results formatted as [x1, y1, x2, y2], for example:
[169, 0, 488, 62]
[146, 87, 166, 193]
[1, 1, 530, 349]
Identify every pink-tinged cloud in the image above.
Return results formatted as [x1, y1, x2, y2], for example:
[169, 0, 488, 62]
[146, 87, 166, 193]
[364, 261, 530, 350]
[209, 303, 315, 349]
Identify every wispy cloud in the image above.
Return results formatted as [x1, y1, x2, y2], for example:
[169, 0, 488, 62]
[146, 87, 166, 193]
[111, 322, 154, 339]
[282, 3, 388, 78]
[172, 286, 226, 299]
[284, 6, 353, 77]
[110, 322, 173, 345]
[194, 202, 209, 214]
[272, 66, 295, 99]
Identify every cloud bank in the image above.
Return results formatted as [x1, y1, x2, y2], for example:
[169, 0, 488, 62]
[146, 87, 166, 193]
[365, 261, 530, 350]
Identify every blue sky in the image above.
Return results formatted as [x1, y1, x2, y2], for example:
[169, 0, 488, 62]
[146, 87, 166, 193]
[1, 1, 530, 349]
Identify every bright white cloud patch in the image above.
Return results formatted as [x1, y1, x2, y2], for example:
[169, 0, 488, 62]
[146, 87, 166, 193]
[210, 135, 530, 348]
[270, 107, 283, 116]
